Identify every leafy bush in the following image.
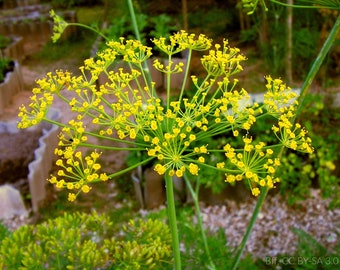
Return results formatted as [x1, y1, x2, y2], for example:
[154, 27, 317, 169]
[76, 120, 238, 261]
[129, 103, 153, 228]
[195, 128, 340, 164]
[102, 12, 177, 51]
[0, 212, 172, 269]
[0, 221, 10, 242]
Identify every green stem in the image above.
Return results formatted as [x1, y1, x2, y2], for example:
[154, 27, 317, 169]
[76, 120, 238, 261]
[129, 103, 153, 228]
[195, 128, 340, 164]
[126, 0, 141, 42]
[79, 142, 145, 152]
[231, 187, 268, 270]
[270, 0, 340, 10]
[164, 173, 181, 270]
[183, 174, 216, 270]
[126, 0, 153, 89]
[106, 157, 155, 181]
[178, 49, 192, 101]
[295, 13, 340, 119]
[166, 55, 172, 110]
[68, 22, 108, 41]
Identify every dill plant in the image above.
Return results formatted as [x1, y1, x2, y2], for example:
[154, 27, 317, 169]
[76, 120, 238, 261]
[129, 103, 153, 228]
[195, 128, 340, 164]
[0, 212, 172, 269]
[16, 6, 316, 270]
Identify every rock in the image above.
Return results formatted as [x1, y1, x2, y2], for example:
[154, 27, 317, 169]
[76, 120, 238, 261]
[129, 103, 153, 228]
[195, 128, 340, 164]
[0, 184, 28, 219]
[0, 128, 41, 184]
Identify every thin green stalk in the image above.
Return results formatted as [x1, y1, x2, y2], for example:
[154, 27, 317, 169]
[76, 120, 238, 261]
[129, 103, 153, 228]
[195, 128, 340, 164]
[126, 0, 141, 42]
[164, 173, 181, 270]
[166, 55, 172, 110]
[270, 0, 340, 9]
[106, 157, 155, 181]
[79, 142, 145, 151]
[295, 13, 340, 118]
[231, 187, 269, 270]
[183, 174, 216, 270]
[67, 22, 108, 40]
[178, 49, 192, 101]
[126, 0, 153, 90]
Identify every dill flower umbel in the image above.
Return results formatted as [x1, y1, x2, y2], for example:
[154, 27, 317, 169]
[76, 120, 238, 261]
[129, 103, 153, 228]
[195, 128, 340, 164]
[18, 28, 313, 200]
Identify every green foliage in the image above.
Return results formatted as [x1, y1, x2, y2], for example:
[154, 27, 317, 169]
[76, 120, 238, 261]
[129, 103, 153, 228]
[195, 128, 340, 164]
[0, 212, 172, 269]
[0, 35, 11, 50]
[33, 32, 94, 63]
[187, 7, 235, 37]
[0, 221, 11, 242]
[103, 12, 177, 50]
[260, 5, 287, 76]
[149, 14, 178, 38]
[107, 219, 172, 269]
[240, 5, 320, 79]
[0, 34, 13, 83]
[0, 57, 10, 82]
[292, 27, 320, 78]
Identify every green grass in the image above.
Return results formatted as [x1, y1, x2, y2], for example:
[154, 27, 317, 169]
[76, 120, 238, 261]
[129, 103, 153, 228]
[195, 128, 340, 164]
[75, 1, 129, 26]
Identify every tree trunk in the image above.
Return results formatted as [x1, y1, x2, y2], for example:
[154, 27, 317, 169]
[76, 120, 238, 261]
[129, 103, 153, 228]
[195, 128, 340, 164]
[182, 0, 188, 31]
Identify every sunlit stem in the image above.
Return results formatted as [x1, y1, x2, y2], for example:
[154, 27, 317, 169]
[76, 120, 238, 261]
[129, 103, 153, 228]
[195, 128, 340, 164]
[184, 174, 216, 270]
[66, 22, 108, 41]
[126, 0, 153, 90]
[178, 49, 192, 101]
[79, 143, 145, 152]
[231, 186, 268, 270]
[270, 0, 338, 9]
[166, 55, 172, 110]
[106, 157, 155, 181]
[164, 173, 181, 270]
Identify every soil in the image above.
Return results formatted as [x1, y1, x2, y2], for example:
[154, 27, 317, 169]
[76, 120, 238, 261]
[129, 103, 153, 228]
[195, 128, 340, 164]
[0, 129, 41, 184]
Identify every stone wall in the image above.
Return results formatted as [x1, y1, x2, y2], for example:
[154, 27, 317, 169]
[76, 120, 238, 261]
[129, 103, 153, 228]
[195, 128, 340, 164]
[0, 61, 23, 115]
[0, 5, 78, 55]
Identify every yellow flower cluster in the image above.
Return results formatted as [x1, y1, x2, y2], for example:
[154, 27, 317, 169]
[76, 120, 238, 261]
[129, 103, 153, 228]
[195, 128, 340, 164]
[152, 30, 212, 56]
[107, 38, 152, 65]
[262, 76, 313, 154]
[50, 149, 108, 202]
[50, 10, 68, 43]
[17, 71, 71, 128]
[272, 120, 313, 153]
[263, 76, 298, 118]
[201, 41, 246, 77]
[17, 29, 314, 200]
[221, 137, 280, 196]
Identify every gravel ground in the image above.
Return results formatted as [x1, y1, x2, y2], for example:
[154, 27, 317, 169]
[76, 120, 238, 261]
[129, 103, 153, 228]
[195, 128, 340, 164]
[201, 189, 340, 260]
